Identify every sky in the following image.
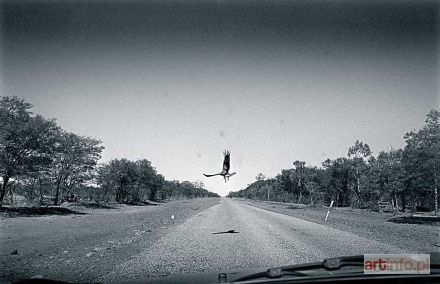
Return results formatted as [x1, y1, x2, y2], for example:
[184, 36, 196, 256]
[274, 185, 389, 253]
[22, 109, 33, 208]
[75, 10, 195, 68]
[1, 0, 439, 195]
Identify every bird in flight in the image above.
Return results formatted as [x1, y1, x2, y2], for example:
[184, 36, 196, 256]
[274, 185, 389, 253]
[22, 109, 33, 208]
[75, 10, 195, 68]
[203, 150, 236, 182]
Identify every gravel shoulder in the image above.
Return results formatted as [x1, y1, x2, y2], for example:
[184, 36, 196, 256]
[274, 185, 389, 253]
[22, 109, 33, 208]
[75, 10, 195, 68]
[0, 198, 220, 282]
[236, 198, 440, 254]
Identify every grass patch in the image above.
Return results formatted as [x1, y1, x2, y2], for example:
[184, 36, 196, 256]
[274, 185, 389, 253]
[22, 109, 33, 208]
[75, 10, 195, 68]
[125, 201, 159, 206]
[286, 205, 303, 210]
[74, 202, 115, 209]
[388, 216, 440, 226]
[0, 206, 86, 217]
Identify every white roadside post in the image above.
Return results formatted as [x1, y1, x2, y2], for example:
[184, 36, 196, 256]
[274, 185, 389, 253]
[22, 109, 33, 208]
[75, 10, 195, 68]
[325, 200, 334, 222]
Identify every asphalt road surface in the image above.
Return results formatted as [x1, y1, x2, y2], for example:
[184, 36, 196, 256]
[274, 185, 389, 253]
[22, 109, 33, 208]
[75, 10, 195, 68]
[2, 197, 429, 283]
[104, 198, 408, 282]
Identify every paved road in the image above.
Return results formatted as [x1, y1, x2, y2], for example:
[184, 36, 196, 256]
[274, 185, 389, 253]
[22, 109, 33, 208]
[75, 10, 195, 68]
[105, 198, 407, 282]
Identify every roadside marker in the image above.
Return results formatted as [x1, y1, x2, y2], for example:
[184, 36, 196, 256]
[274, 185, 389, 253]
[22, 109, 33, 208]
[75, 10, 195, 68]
[325, 200, 334, 222]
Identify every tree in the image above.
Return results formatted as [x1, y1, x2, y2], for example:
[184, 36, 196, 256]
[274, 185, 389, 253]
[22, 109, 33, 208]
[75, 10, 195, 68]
[148, 174, 164, 201]
[255, 173, 266, 181]
[228, 110, 440, 212]
[292, 160, 307, 203]
[50, 131, 104, 205]
[161, 180, 180, 200]
[135, 159, 157, 201]
[97, 159, 138, 203]
[96, 158, 173, 203]
[0, 97, 60, 206]
[367, 149, 405, 209]
[347, 140, 372, 203]
[404, 110, 440, 213]
[322, 158, 353, 207]
[275, 169, 295, 202]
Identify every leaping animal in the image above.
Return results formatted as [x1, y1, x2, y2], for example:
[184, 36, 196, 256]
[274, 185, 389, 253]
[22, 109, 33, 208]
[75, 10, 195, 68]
[203, 150, 236, 182]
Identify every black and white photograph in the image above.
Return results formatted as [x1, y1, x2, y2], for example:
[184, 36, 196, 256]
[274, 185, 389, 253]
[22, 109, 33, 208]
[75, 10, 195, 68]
[1, 0, 439, 283]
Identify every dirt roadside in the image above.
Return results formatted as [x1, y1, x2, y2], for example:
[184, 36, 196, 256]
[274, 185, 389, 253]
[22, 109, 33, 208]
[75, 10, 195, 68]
[236, 198, 439, 254]
[0, 198, 220, 282]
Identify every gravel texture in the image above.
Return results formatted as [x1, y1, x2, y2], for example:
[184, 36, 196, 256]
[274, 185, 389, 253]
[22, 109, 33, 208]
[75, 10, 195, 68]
[238, 199, 439, 254]
[0, 198, 220, 282]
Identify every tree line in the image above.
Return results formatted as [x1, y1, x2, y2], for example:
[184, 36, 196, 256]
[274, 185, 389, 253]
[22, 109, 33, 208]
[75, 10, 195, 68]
[0, 96, 219, 207]
[95, 159, 218, 203]
[228, 109, 440, 213]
